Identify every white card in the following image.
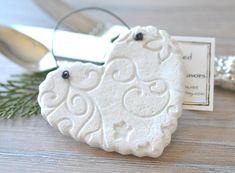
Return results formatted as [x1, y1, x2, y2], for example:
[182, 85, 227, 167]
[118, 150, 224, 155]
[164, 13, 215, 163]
[173, 36, 215, 111]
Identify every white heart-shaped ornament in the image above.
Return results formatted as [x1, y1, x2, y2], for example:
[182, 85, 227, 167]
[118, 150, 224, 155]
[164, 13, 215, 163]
[38, 26, 185, 158]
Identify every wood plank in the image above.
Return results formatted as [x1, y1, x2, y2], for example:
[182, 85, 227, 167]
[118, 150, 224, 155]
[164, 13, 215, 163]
[34, 0, 101, 34]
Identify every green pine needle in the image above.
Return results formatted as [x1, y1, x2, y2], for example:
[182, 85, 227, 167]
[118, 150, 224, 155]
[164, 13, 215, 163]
[0, 68, 56, 119]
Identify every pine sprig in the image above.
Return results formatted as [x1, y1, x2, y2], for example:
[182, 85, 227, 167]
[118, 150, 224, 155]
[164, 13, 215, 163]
[0, 68, 56, 119]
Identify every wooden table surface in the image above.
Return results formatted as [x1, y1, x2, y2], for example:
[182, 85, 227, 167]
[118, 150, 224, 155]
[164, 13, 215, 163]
[1, 0, 235, 172]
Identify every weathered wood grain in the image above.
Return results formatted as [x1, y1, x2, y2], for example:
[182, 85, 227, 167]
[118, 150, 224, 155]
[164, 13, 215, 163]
[0, 0, 235, 172]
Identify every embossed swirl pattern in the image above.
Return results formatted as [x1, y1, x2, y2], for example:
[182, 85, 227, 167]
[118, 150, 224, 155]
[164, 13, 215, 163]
[38, 26, 182, 157]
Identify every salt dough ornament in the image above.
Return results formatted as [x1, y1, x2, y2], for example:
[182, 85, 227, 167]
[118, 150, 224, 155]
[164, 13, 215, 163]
[38, 26, 185, 158]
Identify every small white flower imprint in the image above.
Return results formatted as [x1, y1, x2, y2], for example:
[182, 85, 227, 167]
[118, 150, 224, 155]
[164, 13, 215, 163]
[113, 121, 133, 141]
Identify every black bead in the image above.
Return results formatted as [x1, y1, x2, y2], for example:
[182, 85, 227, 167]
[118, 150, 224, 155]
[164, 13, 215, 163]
[62, 70, 70, 79]
[134, 32, 144, 41]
